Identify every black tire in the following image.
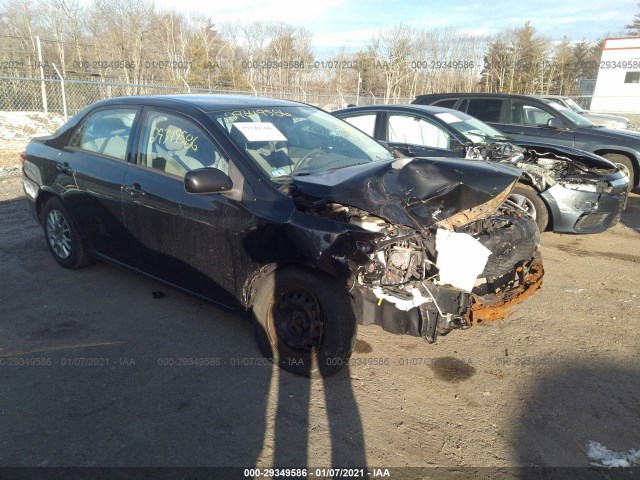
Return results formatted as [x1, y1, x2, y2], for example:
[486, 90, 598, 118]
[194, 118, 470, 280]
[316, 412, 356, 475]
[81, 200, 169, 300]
[42, 197, 94, 269]
[508, 183, 549, 232]
[251, 266, 357, 377]
[602, 153, 635, 192]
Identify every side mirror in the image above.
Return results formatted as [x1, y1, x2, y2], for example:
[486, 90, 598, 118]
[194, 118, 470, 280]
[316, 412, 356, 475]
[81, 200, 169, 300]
[184, 168, 233, 194]
[547, 118, 565, 129]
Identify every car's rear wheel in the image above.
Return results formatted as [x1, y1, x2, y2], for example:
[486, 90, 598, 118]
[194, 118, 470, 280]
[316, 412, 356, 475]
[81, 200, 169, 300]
[251, 266, 357, 377]
[42, 197, 93, 269]
[508, 184, 549, 232]
[602, 153, 635, 192]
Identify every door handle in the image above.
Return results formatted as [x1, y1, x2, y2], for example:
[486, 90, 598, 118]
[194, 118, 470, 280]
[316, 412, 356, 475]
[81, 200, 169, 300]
[56, 162, 72, 174]
[122, 183, 146, 197]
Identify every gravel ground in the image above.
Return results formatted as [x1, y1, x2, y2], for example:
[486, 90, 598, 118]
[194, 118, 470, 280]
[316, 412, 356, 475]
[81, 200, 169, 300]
[0, 172, 638, 475]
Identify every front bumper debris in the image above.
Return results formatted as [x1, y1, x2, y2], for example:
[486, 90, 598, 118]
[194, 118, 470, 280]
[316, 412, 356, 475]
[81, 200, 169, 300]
[465, 252, 544, 324]
[352, 252, 544, 342]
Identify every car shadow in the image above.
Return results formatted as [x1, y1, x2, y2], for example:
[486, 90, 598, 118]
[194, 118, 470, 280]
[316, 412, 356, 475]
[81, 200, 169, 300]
[0, 193, 368, 473]
[620, 192, 640, 234]
[513, 360, 640, 479]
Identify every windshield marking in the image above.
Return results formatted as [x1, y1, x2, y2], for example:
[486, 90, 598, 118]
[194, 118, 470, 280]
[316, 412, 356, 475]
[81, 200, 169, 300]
[435, 112, 463, 124]
[224, 109, 292, 120]
[233, 122, 287, 142]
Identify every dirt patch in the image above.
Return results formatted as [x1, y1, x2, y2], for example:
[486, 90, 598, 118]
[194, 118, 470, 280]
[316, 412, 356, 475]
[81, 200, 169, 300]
[552, 243, 640, 264]
[0, 172, 638, 469]
[429, 356, 476, 383]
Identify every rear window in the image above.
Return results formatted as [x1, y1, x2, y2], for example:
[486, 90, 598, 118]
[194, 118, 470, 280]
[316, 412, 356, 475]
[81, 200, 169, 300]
[342, 113, 376, 136]
[69, 108, 137, 160]
[466, 99, 503, 123]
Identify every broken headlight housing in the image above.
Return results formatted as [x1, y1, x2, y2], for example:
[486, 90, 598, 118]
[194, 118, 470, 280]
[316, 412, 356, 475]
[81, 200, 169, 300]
[556, 178, 612, 194]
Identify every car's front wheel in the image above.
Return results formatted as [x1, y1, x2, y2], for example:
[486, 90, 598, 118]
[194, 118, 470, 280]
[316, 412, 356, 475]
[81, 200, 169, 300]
[508, 184, 549, 232]
[251, 266, 357, 377]
[42, 197, 94, 269]
[602, 153, 635, 192]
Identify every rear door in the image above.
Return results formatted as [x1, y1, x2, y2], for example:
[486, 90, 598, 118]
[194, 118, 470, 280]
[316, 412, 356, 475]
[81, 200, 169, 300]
[121, 107, 246, 307]
[57, 106, 139, 263]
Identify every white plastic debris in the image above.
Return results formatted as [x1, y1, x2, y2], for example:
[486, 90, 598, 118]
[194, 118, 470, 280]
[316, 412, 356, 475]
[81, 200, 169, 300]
[586, 440, 640, 468]
[435, 229, 492, 292]
[372, 287, 431, 311]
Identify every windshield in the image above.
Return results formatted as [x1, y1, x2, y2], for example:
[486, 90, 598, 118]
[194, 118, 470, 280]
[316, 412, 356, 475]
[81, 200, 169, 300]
[544, 100, 596, 127]
[434, 110, 508, 144]
[562, 97, 585, 114]
[209, 106, 393, 181]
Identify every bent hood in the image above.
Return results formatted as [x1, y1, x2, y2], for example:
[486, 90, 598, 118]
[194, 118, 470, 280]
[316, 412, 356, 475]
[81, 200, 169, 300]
[512, 141, 617, 171]
[291, 157, 521, 229]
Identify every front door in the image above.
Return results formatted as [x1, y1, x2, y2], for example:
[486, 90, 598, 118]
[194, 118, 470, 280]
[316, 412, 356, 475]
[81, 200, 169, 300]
[503, 100, 576, 147]
[384, 112, 461, 158]
[121, 108, 247, 308]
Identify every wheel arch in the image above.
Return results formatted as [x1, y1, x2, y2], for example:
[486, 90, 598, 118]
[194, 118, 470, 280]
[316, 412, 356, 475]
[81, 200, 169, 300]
[511, 180, 554, 231]
[593, 149, 638, 187]
[243, 261, 350, 312]
[35, 189, 58, 222]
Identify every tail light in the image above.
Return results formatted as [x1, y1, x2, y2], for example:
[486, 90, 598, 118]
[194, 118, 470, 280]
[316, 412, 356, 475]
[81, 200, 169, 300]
[19, 152, 26, 167]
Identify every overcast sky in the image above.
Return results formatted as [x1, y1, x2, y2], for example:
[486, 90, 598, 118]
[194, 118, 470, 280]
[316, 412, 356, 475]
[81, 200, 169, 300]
[155, 0, 637, 51]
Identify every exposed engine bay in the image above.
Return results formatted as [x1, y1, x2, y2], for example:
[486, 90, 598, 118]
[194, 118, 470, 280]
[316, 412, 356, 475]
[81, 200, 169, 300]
[292, 179, 543, 343]
[466, 141, 619, 192]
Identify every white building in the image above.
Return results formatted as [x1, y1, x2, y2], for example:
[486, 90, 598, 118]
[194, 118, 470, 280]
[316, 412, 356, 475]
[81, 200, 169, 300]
[591, 37, 640, 112]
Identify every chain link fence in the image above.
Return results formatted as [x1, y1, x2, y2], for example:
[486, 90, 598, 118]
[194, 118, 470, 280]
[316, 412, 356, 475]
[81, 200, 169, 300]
[1, 75, 639, 170]
[0, 76, 411, 169]
[0, 75, 403, 115]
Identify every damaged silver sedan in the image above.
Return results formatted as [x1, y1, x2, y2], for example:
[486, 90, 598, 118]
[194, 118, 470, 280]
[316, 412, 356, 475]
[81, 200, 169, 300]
[334, 105, 629, 233]
[23, 95, 543, 376]
[467, 141, 629, 233]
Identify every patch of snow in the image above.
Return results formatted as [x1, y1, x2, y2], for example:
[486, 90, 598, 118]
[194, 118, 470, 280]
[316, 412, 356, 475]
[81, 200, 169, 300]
[586, 440, 640, 468]
[564, 288, 585, 294]
[0, 111, 65, 149]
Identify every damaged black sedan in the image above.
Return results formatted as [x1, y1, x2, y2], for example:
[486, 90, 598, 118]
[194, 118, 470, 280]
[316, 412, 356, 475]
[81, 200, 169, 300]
[334, 105, 629, 233]
[22, 95, 542, 376]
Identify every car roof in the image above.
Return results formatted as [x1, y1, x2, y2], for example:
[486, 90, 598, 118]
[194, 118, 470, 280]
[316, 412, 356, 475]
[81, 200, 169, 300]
[87, 94, 305, 113]
[335, 104, 462, 115]
[414, 92, 551, 102]
[530, 94, 569, 100]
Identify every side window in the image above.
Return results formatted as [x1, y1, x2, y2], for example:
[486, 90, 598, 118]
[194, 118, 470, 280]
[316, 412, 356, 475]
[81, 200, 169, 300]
[343, 114, 376, 136]
[388, 114, 450, 149]
[140, 111, 228, 178]
[511, 101, 555, 125]
[466, 99, 503, 123]
[433, 99, 458, 109]
[68, 108, 137, 160]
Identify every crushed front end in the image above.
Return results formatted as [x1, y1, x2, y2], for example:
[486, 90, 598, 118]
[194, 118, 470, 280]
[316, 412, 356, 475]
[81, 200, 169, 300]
[468, 141, 630, 233]
[345, 200, 542, 342]
[291, 157, 544, 343]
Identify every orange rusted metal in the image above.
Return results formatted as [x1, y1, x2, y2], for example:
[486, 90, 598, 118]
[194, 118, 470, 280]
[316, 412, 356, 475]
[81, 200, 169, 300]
[466, 256, 544, 325]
